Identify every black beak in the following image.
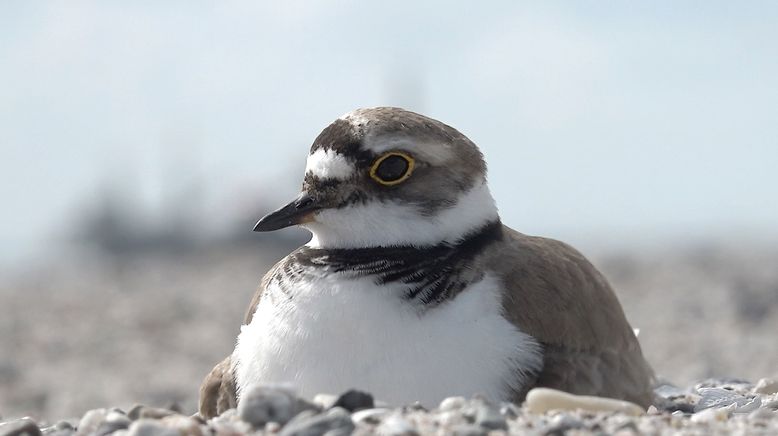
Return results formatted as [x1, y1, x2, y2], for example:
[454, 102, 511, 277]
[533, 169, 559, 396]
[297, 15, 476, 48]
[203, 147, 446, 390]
[253, 192, 319, 232]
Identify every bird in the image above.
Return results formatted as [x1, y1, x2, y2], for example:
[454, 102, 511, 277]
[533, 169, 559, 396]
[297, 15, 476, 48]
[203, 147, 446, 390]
[198, 107, 655, 419]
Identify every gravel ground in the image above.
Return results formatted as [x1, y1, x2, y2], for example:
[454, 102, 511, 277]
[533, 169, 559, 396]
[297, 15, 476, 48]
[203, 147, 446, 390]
[2, 379, 778, 436]
[1, 238, 777, 428]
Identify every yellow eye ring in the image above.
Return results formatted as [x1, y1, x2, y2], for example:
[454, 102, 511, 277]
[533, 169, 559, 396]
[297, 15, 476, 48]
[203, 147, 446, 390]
[369, 152, 415, 186]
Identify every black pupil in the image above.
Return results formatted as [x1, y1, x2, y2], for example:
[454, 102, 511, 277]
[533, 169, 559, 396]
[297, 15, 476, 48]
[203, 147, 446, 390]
[376, 155, 409, 182]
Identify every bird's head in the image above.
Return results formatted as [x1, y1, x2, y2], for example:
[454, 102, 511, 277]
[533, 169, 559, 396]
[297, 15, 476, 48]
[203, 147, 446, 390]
[254, 107, 499, 248]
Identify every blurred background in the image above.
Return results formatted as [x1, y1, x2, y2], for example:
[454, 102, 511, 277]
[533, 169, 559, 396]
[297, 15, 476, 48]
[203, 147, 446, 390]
[1, 0, 777, 421]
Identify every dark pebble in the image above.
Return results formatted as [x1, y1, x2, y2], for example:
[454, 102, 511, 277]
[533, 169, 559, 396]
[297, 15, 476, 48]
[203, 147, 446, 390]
[0, 419, 42, 436]
[332, 390, 374, 412]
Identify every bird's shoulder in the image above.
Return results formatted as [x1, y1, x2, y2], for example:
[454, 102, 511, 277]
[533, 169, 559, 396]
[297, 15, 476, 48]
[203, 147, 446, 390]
[484, 224, 636, 351]
[243, 249, 302, 325]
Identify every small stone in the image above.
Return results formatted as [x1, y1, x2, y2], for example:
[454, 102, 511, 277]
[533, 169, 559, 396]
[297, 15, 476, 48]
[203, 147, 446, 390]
[755, 379, 778, 395]
[545, 413, 583, 433]
[690, 406, 731, 423]
[498, 402, 520, 419]
[126, 420, 179, 436]
[332, 390, 374, 412]
[525, 388, 644, 416]
[127, 406, 177, 421]
[763, 399, 778, 410]
[439, 397, 467, 412]
[209, 410, 251, 435]
[53, 423, 73, 432]
[313, 394, 338, 410]
[279, 408, 354, 436]
[41, 421, 74, 435]
[404, 402, 426, 412]
[436, 411, 465, 428]
[654, 384, 687, 400]
[749, 407, 776, 421]
[0, 418, 42, 436]
[77, 409, 109, 436]
[94, 412, 131, 436]
[238, 385, 316, 427]
[159, 416, 203, 436]
[351, 408, 390, 424]
[474, 404, 506, 431]
[374, 413, 417, 436]
[448, 424, 486, 436]
[44, 431, 74, 436]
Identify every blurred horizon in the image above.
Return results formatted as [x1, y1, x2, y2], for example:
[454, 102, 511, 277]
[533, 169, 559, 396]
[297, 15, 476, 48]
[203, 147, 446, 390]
[2, 1, 777, 270]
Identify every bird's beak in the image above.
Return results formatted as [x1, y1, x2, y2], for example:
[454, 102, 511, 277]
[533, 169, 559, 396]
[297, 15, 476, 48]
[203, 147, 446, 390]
[253, 192, 320, 232]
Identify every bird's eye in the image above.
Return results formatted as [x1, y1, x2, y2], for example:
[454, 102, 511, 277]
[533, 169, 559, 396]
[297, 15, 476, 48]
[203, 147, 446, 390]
[369, 152, 415, 186]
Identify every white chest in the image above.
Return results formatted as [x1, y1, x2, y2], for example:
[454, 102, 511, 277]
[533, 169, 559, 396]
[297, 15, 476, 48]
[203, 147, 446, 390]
[233, 273, 541, 407]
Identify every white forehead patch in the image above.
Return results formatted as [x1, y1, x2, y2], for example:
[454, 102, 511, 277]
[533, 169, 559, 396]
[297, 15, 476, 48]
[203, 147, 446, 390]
[305, 149, 355, 180]
[339, 110, 369, 126]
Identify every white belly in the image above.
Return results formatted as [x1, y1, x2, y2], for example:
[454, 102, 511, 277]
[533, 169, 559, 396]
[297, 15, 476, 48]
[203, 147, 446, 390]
[233, 273, 541, 407]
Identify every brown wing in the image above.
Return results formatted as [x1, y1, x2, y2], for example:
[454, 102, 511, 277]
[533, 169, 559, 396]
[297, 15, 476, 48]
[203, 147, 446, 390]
[198, 355, 238, 419]
[490, 225, 655, 407]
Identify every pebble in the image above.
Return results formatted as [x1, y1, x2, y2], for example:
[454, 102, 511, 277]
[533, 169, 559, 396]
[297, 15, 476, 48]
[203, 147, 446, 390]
[126, 419, 179, 436]
[654, 384, 687, 400]
[238, 385, 316, 427]
[208, 409, 251, 435]
[279, 408, 354, 436]
[94, 411, 131, 436]
[548, 413, 583, 434]
[695, 387, 762, 413]
[351, 408, 390, 425]
[448, 424, 486, 436]
[375, 413, 417, 436]
[76, 409, 110, 436]
[690, 406, 732, 423]
[0, 419, 42, 436]
[313, 394, 338, 410]
[127, 406, 177, 421]
[754, 378, 778, 395]
[525, 388, 645, 416]
[748, 407, 776, 422]
[332, 390, 374, 412]
[159, 415, 204, 436]
[41, 421, 74, 435]
[763, 399, 778, 410]
[438, 397, 466, 412]
[499, 402, 520, 419]
[473, 403, 506, 430]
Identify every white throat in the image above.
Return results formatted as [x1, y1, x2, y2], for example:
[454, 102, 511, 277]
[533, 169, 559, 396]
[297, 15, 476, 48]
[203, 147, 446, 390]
[304, 180, 499, 249]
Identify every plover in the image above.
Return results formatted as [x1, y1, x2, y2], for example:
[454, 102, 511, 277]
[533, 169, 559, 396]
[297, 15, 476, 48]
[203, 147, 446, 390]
[199, 107, 654, 418]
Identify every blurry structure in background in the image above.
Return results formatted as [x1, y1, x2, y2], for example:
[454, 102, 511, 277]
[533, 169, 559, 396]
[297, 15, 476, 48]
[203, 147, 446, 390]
[1, 0, 777, 422]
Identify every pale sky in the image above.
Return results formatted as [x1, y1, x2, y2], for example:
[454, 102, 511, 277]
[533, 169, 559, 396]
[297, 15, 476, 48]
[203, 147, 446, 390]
[1, 1, 777, 266]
